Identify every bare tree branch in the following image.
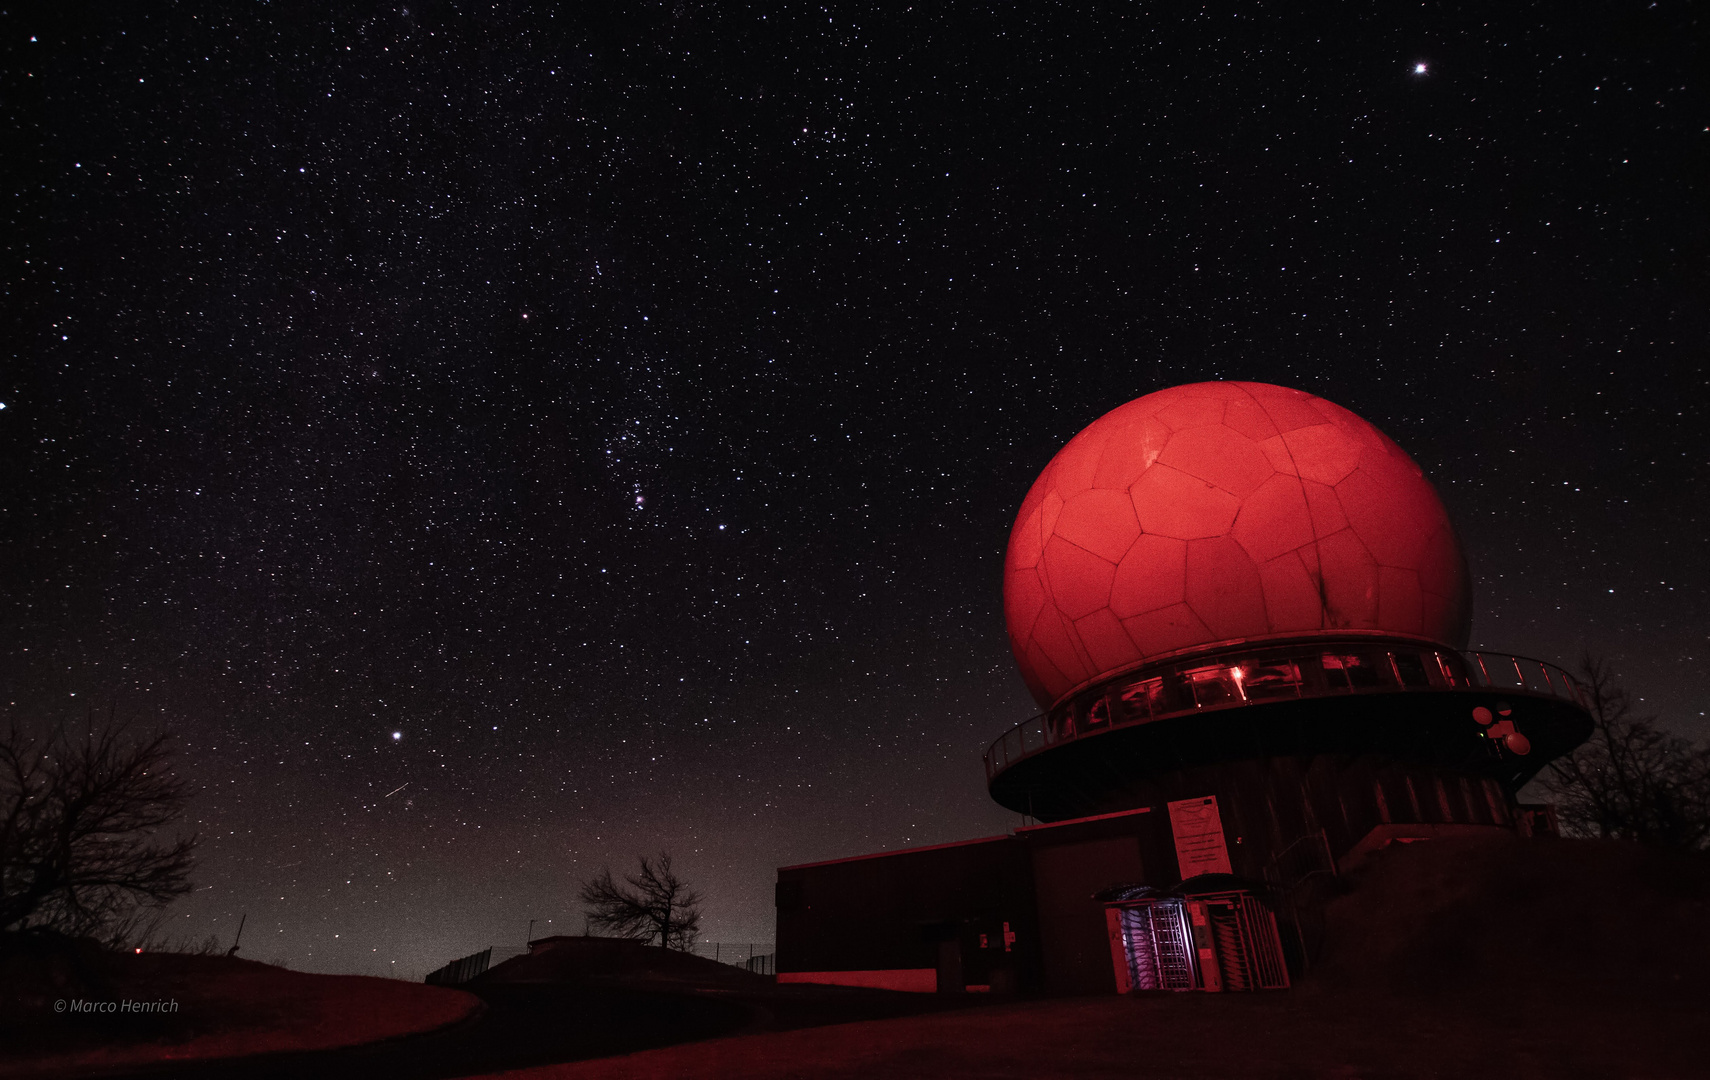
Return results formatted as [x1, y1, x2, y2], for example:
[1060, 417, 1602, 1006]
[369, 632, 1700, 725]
[1538, 654, 1710, 851]
[578, 852, 703, 950]
[0, 717, 198, 937]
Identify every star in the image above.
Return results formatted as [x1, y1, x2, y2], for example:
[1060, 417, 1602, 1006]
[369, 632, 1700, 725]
[16, 0, 1694, 984]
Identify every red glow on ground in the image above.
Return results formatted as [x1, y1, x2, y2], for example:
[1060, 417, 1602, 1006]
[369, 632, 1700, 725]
[777, 969, 937, 993]
[1005, 382, 1471, 709]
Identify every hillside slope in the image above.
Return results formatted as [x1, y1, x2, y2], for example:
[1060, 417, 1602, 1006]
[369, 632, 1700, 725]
[0, 948, 480, 1078]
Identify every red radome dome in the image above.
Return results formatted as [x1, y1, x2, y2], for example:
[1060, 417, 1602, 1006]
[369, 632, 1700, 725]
[1004, 381, 1472, 711]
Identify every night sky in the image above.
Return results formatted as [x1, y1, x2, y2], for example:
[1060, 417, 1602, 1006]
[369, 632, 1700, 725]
[4, 4, 1703, 979]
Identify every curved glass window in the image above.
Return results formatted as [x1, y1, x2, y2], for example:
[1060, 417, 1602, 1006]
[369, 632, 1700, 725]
[1185, 665, 1244, 708]
[1049, 707, 1075, 741]
[1240, 660, 1303, 701]
[1114, 677, 1166, 725]
[1322, 652, 1391, 691]
[1085, 696, 1111, 728]
[1432, 652, 1464, 687]
[987, 646, 1585, 782]
[1390, 651, 1430, 689]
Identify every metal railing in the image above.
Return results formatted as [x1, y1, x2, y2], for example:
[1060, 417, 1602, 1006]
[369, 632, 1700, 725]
[425, 947, 491, 985]
[691, 942, 775, 975]
[1461, 650, 1587, 703]
[427, 943, 769, 984]
[1262, 830, 1337, 977]
[983, 647, 1588, 782]
[1262, 829, 1336, 892]
[423, 945, 526, 985]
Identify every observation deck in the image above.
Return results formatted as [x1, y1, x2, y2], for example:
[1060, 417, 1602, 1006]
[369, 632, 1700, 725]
[983, 638, 1594, 821]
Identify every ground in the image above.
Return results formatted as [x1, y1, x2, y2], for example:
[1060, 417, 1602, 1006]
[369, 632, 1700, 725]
[3, 833, 1705, 1079]
[483, 990, 1704, 1080]
[486, 833, 1709, 1079]
[0, 951, 480, 1078]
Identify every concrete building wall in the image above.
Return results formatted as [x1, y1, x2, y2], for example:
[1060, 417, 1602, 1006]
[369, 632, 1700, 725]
[774, 760, 1522, 998]
[777, 807, 1165, 996]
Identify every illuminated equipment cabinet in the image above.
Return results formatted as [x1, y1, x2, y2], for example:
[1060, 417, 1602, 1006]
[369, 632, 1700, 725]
[1102, 884, 1290, 993]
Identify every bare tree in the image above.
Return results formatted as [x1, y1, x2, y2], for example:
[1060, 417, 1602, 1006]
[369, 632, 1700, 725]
[0, 717, 198, 938]
[579, 852, 702, 950]
[1539, 655, 1710, 851]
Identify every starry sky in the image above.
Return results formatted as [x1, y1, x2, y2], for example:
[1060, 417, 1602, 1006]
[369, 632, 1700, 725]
[3, 4, 1703, 979]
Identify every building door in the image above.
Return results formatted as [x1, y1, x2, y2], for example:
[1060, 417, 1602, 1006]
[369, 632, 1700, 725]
[935, 937, 963, 994]
[1031, 837, 1146, 995]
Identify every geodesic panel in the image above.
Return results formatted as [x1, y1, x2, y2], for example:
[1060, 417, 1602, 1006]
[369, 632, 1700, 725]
[1003, 381, 1472, 710]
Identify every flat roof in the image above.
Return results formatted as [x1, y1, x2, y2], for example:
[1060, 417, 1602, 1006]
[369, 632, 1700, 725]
[778, 832, 1011, 872]
[778, 805, 1156, 873]
[1014, 805, 1153, 833]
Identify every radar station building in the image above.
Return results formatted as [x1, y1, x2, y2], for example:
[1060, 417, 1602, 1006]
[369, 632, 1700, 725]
[775, 381, 1591, 996]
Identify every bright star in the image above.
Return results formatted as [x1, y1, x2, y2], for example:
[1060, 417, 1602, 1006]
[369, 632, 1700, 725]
[1414, 62, 1428, 75]
[391, 731, 402, 741]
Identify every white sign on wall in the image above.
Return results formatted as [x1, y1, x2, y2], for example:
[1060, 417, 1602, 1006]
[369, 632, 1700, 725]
[1168, 795, 1233, 878]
